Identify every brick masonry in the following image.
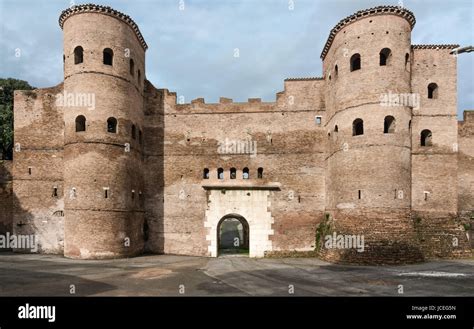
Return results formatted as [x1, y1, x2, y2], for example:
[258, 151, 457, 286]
[0, 161, 13, 241]
[3, 4, 472, 263]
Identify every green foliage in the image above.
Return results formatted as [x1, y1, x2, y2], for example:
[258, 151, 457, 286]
[315, 213, 333, 253]
[463, 223, 471, 231]
[413, 216, 422, 225]
[0, 78, 34, 159]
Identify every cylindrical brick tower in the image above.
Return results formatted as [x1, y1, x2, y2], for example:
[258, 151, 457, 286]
[322, 6, 422, 263]
[59, 4, 147, 259]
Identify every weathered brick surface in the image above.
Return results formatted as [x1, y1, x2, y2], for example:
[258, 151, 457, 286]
[11, 86, 65, 254]
[458, 111, 474, 247]
[2, 5, 471, 263]
[61, 10, 146, 259]
[0, 161, 13, 240]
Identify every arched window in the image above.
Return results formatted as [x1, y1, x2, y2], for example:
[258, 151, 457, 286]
[74, 46, 83, 64]
[334, 125, 339, 132]
[334, 64, 338, 77]
[139, 130, 143, 145]
[103, 48, 113, 66]
[217, 168, 224, 180]
[75, 115, 86, 132]
[243, 167, 249, 179]
[257, 167, 263, 179]
[405, 53, 410, 67]
[350, 53, 361, 71]
[230, 168, 237, 179]
[131, 124, 136, 139]
[421, 129, 432, 146]
[428, 83, 438, 99]
[379, 48, 391, 66]
[352, 118, 364, 136]
[130, 59, 135, 76]
[203, 168, 209, 179]
[138, 69, 141, 85]
[384, 116, 396, 133]
[107, 117, 117, 133]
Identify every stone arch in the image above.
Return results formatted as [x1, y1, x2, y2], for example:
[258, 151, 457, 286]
[350, 53, 361, 71]
[243, 167, 249, 179]
[217, 168, 224, 179]
[217, 214, 249, 256]
[421, 129, 432, 146]
[384, 115, 396, 133]
[379, 48, 391, 66]
[352, 118, 364, 136]
[204, 189, 274, 257]
[428, 83, 438, 99]
[74, 46, 83, 64]
[103, 48, 113, 65]
[107, 117, 117, 133]
[75, 115, 86, 132]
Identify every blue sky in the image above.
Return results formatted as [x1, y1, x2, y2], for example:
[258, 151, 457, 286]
[0, 0, 473, 118]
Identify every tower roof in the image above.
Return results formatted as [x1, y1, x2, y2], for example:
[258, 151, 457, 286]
[320, 5, 416, 60]
[59, 3, 148, 51]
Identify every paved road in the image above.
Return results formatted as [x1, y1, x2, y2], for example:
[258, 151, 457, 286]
[0, 253, 472, 296]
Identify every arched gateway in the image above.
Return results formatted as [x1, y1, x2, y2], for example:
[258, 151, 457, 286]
[217, 214, 249, 256]
[203, 187, 277, 257]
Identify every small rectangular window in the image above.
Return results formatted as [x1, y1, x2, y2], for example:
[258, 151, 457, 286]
[71, 187, 77, 199]
[52, 187, 58, 198]
[132, 190, 135, 200]
[424, 191, 429, 201]
[315, 116, 322, 125]
[28, 167, 32, 175]
[358, 190, 362, 199]
[104, 188, 109, 199]
[397, 190, 404, 199]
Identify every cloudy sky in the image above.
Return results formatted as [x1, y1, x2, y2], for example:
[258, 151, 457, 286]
[0, 0, 472, 118]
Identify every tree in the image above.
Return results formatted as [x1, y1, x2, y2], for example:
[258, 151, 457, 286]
[0, 78, 34, 160]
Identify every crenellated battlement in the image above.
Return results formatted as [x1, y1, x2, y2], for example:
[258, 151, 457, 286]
[162, 76, 326, 112]
[284, 77, 324, 81]
[463, 110, 474, 122]
[174, 97, 276, 114]
[59, 3, 148, 50]
[412, 44, 460, 50]
[320, 5, 416, 60]
[459, 110, 474, 126]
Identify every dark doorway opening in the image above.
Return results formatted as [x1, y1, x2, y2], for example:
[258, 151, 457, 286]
[217, 214, 249, 256]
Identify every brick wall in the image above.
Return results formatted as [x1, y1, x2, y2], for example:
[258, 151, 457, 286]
[13, 85, 65, 254]
[0, 161, 13, 240]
